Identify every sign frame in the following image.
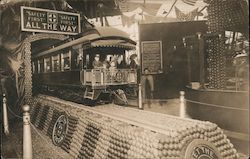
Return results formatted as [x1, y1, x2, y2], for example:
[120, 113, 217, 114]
[21, 6, 81, 35]
[184, 139, 222, 159]
[52, 114, 69, 146]
[141, 40, 163, 74]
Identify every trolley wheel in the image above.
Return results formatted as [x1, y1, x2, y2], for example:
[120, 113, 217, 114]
[83, 98, 97, 106]
[97, 92, 113, 104]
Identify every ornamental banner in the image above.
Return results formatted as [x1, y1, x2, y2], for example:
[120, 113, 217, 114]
[21, 6, 81, 35]
[175, 6, 198, 21]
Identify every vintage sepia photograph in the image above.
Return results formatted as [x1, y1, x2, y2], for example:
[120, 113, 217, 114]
[0, 0, 249, 158]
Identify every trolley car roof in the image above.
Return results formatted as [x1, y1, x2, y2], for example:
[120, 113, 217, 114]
[32, 27, 136, 59]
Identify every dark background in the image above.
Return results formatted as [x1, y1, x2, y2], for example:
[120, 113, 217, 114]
[140, 21, 208, 99]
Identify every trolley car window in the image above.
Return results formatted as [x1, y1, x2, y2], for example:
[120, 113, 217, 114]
[52, 55, 60, 72]
[61, 51, 71, 71]
[34, 61, 38, 73]
[38, 59, 44, 73]
[32, 61, 35, 74]
[72, 48, 82, 69]
[86, 54, 90, 69]
[44, 57, 51, 72]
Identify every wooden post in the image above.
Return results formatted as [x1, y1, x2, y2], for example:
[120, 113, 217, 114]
[138, 84, 143, 110]
[138, 21, 143, 110]
[23, 104, 32, 159]
[3, 94, 9, 135]
[179, 91, 186, 118]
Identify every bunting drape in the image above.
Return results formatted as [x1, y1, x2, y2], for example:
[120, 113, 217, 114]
[175, 6, 198, 21]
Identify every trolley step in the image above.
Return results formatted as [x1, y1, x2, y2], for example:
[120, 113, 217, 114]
[84, 88, 94, 99]
[84, 87, 101, 100]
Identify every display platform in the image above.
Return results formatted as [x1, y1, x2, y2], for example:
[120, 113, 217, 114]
[29, 94, 239, 159]
[185, 86, 249, 155]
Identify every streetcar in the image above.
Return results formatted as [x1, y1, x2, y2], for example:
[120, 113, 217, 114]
[32, 27, 137, 105]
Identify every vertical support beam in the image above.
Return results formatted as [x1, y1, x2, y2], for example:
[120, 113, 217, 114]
[187, 46, 192, 85]
[23, 104, 32, 159]
[138, 21, 143, 110]
[206, 2, 227, 89]
[3, 94, 9, 135]
[198, 33, 205, 88]
[183, 38, 192, 85]
[24, 42, 33, 105]
[138, 84, 143, 110]
[101, 72, 104, 84]
[179, 91, 186, 118]
[79, 48, 83, 70]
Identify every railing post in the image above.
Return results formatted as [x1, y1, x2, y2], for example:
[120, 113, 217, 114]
[179, 91, 186, 118]
[23, 104, 32, 159]
[3, 93, 9, 135]
[138, 84, 143, 110]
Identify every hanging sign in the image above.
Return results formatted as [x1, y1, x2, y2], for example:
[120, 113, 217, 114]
[141, 41, 163, 74]
[21, 6, 81, 35]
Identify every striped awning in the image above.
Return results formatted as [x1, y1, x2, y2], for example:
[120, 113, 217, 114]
[91, 40, 136, 50]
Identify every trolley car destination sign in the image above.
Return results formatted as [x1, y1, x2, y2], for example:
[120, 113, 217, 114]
[21, 6, 81, 35]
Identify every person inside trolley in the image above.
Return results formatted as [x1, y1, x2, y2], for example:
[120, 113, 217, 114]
[109, 56, 118, 81]
[117, 55, 125, 69]
[109, 57, 117, 70]
[129, 54, 138, 69]
[92, 54, 103, 68]
[102, 55, 111, 69]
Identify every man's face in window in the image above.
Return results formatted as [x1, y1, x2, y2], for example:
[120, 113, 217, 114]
[144, 69, 149, 74]
[95, 56, 100, 61]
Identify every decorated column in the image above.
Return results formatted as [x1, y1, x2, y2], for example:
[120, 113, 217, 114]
[16, 34, 65, 106]
[206, 0, 226, 89]
[205, 0, 247, 89]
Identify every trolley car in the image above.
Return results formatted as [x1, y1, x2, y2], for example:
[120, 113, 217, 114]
[32, 27, 137, 105]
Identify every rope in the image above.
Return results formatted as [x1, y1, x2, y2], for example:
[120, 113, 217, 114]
[165, 0, 178, 18]
[144, 99, 175, 102]
[6, 106, 66, 158]
[185, 99, 248, 111]
[128, 97, 247, 111]
[29, 121, 66, 159]
[128, 98, 176, 102]
[7, 106, 23, 119]
[5, 104, 66, 158]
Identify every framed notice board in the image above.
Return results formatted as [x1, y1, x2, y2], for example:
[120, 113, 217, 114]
[141, 41, 163, 74]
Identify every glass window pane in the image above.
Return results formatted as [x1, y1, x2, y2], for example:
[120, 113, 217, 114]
[32, 62, 35, 73]
[38, 59, 44, 73]
[52, 55, 60, 72]
[44, 57, 51, 72]
[72, 48, 82, 69]
[61, 51, 71, 71]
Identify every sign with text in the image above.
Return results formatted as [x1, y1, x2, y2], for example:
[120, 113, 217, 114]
[141, 41, 163, 74]
[184, 139, 222, 159]
[21, 6, 81, 35]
